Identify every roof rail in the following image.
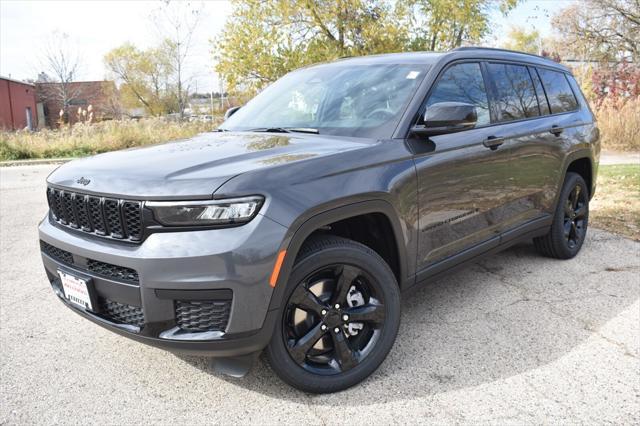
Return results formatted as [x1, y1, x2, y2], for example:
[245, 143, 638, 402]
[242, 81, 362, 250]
[452, 46, 551, 61]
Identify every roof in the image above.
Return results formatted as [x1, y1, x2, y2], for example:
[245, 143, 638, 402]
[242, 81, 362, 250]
[314, 47, 569, 72]
[0, 76, 35, 87]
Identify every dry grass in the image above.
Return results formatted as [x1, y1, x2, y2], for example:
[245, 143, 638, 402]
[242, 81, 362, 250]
[594, 98, 640, 152]
[591, 164, 640, 240]
[0, 118, 221, 161]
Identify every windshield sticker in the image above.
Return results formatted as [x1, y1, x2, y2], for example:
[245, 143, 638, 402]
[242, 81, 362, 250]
[406, 71, 420, 79]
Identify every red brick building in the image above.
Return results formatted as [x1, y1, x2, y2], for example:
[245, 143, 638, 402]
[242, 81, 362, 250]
[0, 77, 38, 130]
[36, 80, 119, 127]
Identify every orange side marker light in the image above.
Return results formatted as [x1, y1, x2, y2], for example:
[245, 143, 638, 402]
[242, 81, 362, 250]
[269, 250, 287, 288]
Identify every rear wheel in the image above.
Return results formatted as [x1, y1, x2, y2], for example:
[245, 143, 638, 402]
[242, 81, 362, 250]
[534, 172, 589, 259]
[266, 235, 400, 393]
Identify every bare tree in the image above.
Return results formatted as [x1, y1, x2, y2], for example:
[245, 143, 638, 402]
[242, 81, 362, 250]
[38, 31, 84, 122]
[552, 0, 639, 62]
[151, 1, 203, 119]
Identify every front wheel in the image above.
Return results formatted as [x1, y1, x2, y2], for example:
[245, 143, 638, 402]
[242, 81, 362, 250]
[265, 236, 400, 393]
[534, 172, 589, 259]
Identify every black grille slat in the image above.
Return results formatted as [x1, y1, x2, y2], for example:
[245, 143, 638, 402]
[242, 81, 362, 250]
[46, 188, 59, 219]
[62, 192, 77, 227]
[104, 199, 124, 238]
[122, 202, 142, 241]
[74, 194, 91, 231]
[88, 196, 106, 235]
[40, 241, 74, 265]
[175, 300, 231, 333]
[98, 298, 144, 327]
[53, 190, 66, 224]
[87, 259, 139, 284]
[47, 188, 142, 242]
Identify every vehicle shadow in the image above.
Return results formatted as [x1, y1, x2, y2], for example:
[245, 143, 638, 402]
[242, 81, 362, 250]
[176, 231, 640, 405]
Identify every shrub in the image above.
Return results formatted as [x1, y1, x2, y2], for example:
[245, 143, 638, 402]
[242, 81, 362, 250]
[594, 97, 640, 152]
[0, 118, 220, 161]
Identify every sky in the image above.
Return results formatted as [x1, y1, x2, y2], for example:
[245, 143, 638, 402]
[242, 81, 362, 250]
[0, 0, 574, 92]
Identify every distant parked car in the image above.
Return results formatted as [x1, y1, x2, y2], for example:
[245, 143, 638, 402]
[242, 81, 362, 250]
[40, 47, 599, 393]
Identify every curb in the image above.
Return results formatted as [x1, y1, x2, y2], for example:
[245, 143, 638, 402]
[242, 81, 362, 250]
[0, 158, 76, 167]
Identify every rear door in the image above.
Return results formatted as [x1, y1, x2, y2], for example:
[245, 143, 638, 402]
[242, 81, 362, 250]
[480, 61, 558, 232]
[489, 65, 580, 228]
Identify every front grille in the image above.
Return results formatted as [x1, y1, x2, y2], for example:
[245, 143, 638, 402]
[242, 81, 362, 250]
[40, 241, 139, 285]
[87, 259, 139, 284]
[47, 188, 143, 242]
[98, 297, 144, 327]
[175, 300, 231, 332]
[40, 241, 74, 265]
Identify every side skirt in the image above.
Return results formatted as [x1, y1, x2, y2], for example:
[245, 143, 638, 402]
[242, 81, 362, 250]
[410, 215, 551, 290]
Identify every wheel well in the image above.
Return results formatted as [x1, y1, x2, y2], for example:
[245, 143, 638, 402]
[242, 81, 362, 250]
[566, 157, 593, 197]
[302, 213, 401, 284]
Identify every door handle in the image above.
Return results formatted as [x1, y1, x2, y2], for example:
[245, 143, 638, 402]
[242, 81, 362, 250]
[482, 135, 504, 151]
[549, 125, 564, 136]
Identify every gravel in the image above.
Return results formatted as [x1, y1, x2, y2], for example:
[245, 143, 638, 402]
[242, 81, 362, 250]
[1, 164, 639, 425]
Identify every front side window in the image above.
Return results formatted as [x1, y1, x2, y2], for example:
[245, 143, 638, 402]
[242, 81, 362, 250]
[221, 64, 428, 138]
[425, 62, 490, 126]
[487, 63, 540, 122]
[536, 68, 578, 113]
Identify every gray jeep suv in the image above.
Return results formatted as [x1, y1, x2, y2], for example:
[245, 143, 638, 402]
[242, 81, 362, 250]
[39, 47, 599, 393]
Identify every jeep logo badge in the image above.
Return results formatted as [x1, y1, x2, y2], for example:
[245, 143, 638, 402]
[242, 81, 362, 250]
[76, 177, 91, 186]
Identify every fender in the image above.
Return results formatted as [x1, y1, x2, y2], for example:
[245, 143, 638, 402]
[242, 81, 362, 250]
[555, 148, 596, 207]
[266, 199, 412, 313]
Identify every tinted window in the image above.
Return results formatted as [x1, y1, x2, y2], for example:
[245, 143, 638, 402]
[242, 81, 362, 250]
[426, 62, 490, 126]
[487, 63, 539, 122]
[529, 67, 551, 115]
[537, 68, 578, 113]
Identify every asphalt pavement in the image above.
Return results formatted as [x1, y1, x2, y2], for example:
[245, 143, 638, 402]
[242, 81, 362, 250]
[1, 164, 638, 424]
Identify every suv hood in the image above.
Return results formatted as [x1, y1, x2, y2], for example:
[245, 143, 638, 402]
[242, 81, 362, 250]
[47, 131, 370, 199]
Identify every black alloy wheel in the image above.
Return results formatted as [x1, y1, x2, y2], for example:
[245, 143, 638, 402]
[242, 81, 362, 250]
[563, 184, 588, 249]
[266, 236, 400, 393]
[534, 172, 590, 259]
[283, 264, 385, 375]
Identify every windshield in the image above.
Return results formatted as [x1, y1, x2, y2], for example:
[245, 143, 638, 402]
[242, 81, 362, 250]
[220, 63, 429, 138]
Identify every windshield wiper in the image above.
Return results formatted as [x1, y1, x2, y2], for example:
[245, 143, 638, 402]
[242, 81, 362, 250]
[248, 127, 319, 134]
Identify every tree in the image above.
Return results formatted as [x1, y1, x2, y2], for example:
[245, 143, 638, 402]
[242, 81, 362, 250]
[501, 25, 541, 54]
[104, 43, 174, 116]
[37, 31, 84, 122]
[401, 0, 518, 52]
[150, 1, 203, 118]
[215, 0, 518, 94]
[551, 0, 639, 62]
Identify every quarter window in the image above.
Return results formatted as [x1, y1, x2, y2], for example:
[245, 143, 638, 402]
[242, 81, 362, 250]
[487, 63, 540, 122]
[536, 68, 578, 113]
[425, 62, 490, 126]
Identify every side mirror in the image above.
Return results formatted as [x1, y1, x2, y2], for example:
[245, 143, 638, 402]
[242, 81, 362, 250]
[224, 106, 241, 120]
[411, 102, 477, 137]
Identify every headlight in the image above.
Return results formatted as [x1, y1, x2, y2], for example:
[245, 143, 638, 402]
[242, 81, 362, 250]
[147, 196, 264, 226]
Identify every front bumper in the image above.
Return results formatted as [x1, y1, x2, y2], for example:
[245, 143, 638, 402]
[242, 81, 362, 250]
[39, 213, 287, 357]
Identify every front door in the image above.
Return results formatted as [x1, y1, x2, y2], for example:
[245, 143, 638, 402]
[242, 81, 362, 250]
[411, 61, 514, 272]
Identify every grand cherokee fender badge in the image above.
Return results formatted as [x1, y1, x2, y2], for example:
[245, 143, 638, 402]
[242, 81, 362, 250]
[76, 177, 91, 186]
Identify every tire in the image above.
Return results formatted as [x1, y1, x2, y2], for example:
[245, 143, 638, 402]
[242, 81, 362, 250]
[534, 172, 589, 259]
[265, 235, 401, 393]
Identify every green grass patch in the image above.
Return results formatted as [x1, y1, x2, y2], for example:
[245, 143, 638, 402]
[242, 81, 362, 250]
[591, 163, 640, 240]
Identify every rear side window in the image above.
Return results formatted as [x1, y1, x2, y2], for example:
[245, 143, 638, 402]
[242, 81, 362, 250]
[536, 68, 578, 113]
[529, 67, 551, 115]
[425, 62, 491, 126]
[487, 63, 540, 122]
